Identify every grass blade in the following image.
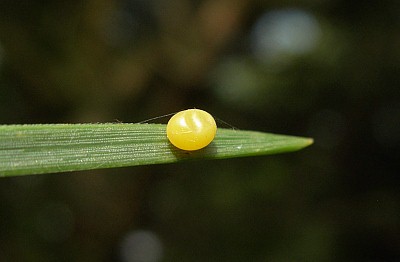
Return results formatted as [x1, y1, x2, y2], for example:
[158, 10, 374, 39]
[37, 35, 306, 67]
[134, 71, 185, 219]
[0, 124, 313, 176]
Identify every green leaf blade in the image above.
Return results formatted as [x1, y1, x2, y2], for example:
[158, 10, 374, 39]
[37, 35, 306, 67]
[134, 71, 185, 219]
[0, 124, 312, 177]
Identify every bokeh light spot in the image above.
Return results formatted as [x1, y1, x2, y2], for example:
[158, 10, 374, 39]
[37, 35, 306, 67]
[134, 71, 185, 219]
[250, 8, 321, 64]
[211, 57, 265, 109]
[120, 230, 163, 262]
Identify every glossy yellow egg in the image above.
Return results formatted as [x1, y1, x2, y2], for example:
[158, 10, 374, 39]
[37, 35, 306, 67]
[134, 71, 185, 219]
[167, 109, 217, 151]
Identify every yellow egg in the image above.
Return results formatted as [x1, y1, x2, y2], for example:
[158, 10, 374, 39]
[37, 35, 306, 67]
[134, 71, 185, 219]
[167, 109, 217, 151]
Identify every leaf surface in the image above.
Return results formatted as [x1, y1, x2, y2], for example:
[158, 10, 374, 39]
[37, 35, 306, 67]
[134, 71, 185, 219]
[0, 124, 313, 176]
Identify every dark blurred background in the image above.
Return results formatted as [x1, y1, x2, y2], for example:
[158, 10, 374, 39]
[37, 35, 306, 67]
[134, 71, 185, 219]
[0, 0, 399, 261]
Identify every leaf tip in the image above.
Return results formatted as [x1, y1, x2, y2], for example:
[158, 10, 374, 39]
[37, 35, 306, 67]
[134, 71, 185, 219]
[305, 138, 314, 147]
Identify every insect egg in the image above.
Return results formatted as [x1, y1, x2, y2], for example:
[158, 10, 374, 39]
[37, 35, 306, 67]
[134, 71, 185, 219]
[166, 109, 217, 151]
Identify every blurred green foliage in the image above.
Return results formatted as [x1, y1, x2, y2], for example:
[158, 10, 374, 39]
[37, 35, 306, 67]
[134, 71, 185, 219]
[0, 0, 399, 261]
